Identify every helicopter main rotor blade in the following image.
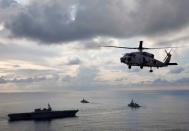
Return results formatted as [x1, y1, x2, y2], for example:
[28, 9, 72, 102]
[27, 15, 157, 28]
[141, 47, 179, 50]
[169, 48, 173, 53]
[102, 46, 178, 50]
[102, 46, 138, 49]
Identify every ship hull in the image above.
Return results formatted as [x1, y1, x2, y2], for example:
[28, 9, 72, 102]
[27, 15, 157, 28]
[128, 104, 141, 108]
[8, 110, 79, 121]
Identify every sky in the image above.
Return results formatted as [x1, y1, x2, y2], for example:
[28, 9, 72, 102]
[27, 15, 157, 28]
[0, 0, 189, 92]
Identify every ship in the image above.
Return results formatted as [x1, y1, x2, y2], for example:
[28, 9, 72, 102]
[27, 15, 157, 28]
[80, 98, 89, 103]
[128, 99, 141, 108]
[8, 104, 79, 121]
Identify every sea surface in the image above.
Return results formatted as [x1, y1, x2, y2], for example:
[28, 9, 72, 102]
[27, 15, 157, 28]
[0, 89, 189, 131]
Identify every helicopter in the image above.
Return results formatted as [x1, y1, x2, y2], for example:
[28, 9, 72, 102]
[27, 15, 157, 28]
[103, 41, 178, 72]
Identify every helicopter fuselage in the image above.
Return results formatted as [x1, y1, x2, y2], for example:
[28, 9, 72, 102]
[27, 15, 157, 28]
[103, 41, 178, 72]
[120, 52, 167, 69]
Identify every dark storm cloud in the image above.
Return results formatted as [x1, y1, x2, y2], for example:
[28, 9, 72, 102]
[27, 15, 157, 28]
[0, 0, 21, 21]
[0, 0, 17, 8]
[2, 0, 189, 44]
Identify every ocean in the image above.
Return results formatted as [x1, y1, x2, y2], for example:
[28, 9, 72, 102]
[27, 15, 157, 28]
[0, 89, 189, 131]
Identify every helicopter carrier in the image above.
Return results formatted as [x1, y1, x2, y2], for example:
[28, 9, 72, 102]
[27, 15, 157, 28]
[8, 104, 78, 121]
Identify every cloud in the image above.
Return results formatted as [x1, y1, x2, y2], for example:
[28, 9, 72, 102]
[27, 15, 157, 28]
[0, 0, 21, 22]
[170, 67, 184, 74]
[156, 36, 189, 46]
[151, 78, 170, 86]
[62, 75, 73, 82]
[0, 0, 189, 91]
[0, 76, 7, 83]
[79, 39, 116, 49]
[1, 0, 189, 44]
[115, 78, 127, 82]
[133, 76, 189, 87]
[12, 76, 47, 83]
[0, 0, 17, 8]
[0, 76, 47, 84]
[62, 66, 100, 89]
[129, 68, 140, 73]
[0, 42, 59, 63]
[67, 58, 81, 65]
[8, 69, 59, 77]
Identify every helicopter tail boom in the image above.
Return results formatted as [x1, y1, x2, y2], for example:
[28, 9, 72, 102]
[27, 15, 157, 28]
[166, 63, 178, 65]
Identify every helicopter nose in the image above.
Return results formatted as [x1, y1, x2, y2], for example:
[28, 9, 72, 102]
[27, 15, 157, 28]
[120, 57, 125, 63]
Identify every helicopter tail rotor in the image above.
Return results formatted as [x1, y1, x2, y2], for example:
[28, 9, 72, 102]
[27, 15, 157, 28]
[163, 49, 178, 65]
[165, 49, 168, 54]
[164, 49, 173, 63]
[165, 49, 173, 55]
[163, 50, 168, 62]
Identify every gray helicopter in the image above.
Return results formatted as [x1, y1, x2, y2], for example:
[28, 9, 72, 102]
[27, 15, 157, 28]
[103, 41, 178, 72]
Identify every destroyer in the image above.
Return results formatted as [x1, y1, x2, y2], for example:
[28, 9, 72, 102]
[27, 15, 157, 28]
[80, 98, 89, 103]
[128, 99, 141, 108]
[8, 104, 78, 121]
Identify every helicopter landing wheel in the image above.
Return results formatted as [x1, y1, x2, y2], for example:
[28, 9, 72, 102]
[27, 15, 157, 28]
[128, 65, 131, 69]
[140, 66, 143, 69]
[149, 67, 153, 72]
